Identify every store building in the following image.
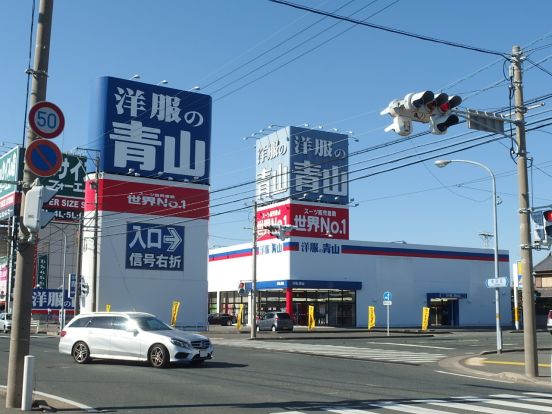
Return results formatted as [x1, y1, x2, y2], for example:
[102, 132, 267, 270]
[208, 126, 512, 327]
[208, 233, 511, 328]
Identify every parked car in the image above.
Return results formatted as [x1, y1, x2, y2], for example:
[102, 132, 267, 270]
[59, 312, 213, 368]
[257, 312, 293, 332]
[0, 313, 12, 333]
[547, 310, 552, 334]
[208, 313, 236, 326]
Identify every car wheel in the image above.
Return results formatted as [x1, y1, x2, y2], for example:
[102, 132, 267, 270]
[149, 344, 169, 368]
[271, 325, 276, 332]
[72, 341, 91, 364]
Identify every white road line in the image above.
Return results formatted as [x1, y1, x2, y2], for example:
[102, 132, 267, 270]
[214, 340, 446, 364]
[426, 399, 525, 414]
[371, 402, 445, 413]
[365, 342, 454, 350]
[434, 370, 515, 383]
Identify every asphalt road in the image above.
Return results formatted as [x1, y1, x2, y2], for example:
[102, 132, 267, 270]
[1, 330, 552, 413]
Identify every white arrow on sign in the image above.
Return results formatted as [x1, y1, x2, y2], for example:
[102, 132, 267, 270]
[485, 277, 508, 288]
[163, 227, 182, 252]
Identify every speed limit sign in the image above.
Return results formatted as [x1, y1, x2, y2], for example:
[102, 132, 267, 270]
[28, 101, 65, 139]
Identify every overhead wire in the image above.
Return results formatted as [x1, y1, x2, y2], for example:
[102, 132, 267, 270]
[269, 0, 508, 58]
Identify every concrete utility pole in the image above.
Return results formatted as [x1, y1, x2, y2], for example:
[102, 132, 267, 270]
[250, 201, 258, 339]
[6, 0, 54, 408]
[512, 44, 538, 378]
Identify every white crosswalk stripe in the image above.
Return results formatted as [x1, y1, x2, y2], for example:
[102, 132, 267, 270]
[211, 339, 446, 364]
[267, 392, 552, 413]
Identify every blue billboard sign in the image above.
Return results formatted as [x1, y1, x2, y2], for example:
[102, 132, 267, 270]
[126, 222, 184, 271]
[256, 126, 349, 205]
[90, 76, 212, 184]
[32, 288, 73, 310]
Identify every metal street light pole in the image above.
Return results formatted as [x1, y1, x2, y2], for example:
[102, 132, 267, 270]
[435, 159, 503, 353]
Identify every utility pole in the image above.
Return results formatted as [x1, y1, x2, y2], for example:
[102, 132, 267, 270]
[6, 0, 53, 408]
[91, 155, 99, 312]
[250, 201, 257, 339]
[74, 217, 83, 315]
[512, 44, 538, 378]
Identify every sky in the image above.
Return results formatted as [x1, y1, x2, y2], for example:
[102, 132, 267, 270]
[1, 0, 552, 269]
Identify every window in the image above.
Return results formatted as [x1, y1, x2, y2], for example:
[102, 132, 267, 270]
[67, 317, 91, 328]
[88, 316, 114, 329]
[112, 317, 128, 330]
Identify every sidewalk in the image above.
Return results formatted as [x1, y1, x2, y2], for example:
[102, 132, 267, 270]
[451, 347, 552, 386]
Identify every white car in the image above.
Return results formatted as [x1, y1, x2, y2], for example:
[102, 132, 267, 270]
[59, 312, 213, 368]
[0, 313, 11, 333]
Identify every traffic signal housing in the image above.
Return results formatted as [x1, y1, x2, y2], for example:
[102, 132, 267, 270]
[23, 185, 57, 232]
[381, 91, 462, 136]
[430, 95, 462, 134]
[543, 210, 552, 246]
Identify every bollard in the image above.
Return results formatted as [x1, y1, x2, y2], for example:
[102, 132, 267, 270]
[21, 355, 35, 411]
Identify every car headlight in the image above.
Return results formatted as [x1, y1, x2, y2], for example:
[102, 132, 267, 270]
[170, 338, 192, 349]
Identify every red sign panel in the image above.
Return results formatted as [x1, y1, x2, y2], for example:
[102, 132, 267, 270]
[85, 178, 209, 219]
[257, 202, 349, 240]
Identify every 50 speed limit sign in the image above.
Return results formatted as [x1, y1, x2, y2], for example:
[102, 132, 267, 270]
[28, 101, 65, 139]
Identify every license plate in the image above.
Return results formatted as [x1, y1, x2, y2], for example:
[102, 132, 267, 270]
[199, 350, 207, 358]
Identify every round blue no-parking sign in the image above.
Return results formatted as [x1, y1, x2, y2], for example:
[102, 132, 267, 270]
[25, 139, 63, 177]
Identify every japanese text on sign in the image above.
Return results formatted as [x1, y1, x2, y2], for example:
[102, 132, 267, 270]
[126, 222, 184, 271]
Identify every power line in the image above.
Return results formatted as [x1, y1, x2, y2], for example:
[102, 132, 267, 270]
[269, 0, 508, 58]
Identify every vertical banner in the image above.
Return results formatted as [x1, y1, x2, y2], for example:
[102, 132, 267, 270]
[68, 273, 77, 298]
[37, 255, 49, 289]
[308, 305, 315, 330]
[105, 304, 111, 312]
[421, 307, 430, 331]
[368, 306, 376, 330]
[171, 300, 181, 327]
[237, 304, 244, 331]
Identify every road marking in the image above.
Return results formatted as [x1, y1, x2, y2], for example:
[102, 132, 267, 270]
[365, 342, 454, 350]
[434, 370, 515, 383]
[213, 339, 446, 364]
[483, 360, 552, 368]
[270, 391, 552, 413]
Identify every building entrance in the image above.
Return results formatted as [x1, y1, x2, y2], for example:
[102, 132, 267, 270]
[259, 289, 356, 327]
[429, 298, 459, 326]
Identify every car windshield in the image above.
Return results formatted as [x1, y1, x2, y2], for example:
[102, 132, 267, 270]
[3, 314, 12, 320]
[276, 313, 290, 319]
[132, 316, 172, 331]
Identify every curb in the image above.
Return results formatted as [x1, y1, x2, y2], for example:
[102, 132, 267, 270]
[439, 353, 552, 387]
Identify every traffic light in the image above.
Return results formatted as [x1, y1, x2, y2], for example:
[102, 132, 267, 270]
[381, 91, 462, 136]
[380, 99, 413, 136]
[23, 185, 57, 232]
[531, 209, 552, 247]
[543, 210, 552, 246]
[429, 95, 462, 135]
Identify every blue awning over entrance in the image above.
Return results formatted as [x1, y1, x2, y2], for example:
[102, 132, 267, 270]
[427, 292, 467, 300]
[245, 280, 362, 290]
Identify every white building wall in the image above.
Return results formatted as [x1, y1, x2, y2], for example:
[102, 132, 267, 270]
[208, 238, 511, 328]
[81, 212, 209, 327]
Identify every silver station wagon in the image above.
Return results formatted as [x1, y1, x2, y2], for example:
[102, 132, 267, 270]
[59, 312, 213, 368]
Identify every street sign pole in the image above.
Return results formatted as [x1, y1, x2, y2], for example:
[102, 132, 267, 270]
[386, 304, 390, 337]
[6, 0, 53, 408]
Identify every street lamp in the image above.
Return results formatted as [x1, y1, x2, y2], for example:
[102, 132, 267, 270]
[435, 159, 503, 353]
